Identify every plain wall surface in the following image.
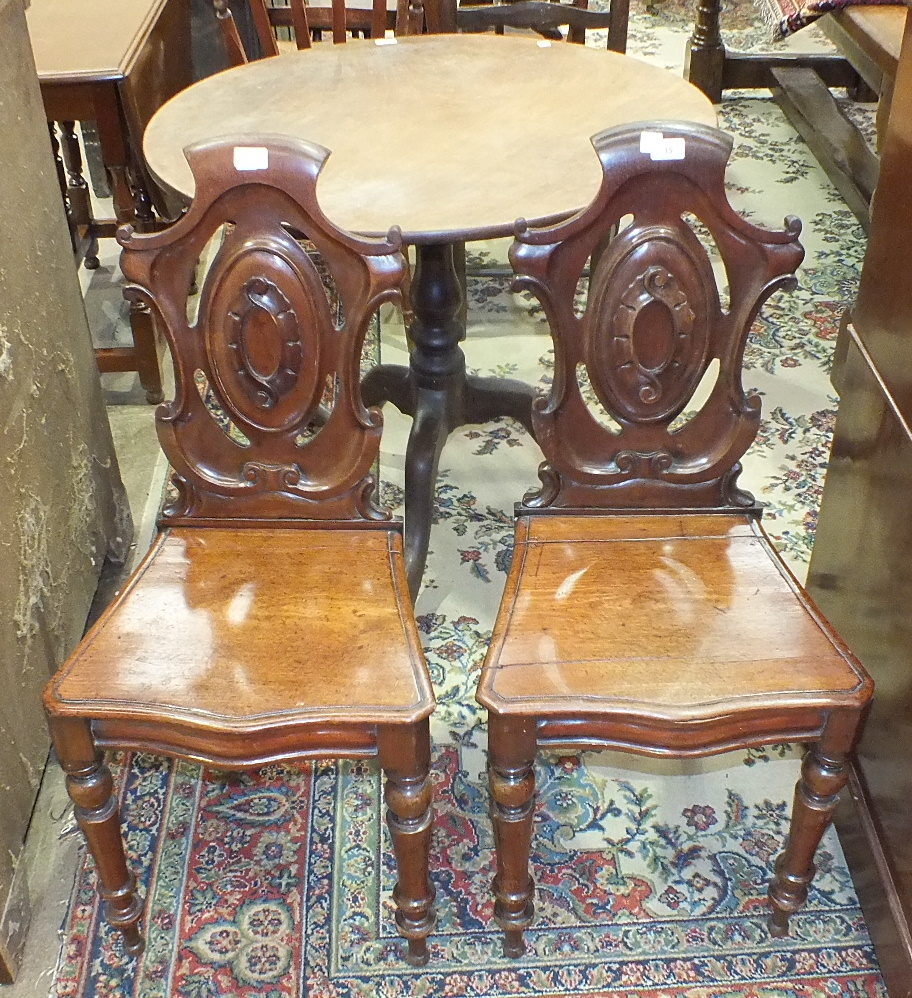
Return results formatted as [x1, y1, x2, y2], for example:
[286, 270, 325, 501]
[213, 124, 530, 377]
[0, 0, 131, 978]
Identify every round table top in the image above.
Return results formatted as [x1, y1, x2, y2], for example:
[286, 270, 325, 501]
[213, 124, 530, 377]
[144, 34, 717, 243]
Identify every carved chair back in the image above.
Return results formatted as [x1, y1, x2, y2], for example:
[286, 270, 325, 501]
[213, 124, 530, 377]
[511, 121, 804, 512]
[214, 0, 418, 65]
[118, 136, 406, 525]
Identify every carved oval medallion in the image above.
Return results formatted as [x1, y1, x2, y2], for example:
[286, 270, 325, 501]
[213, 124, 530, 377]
[205, 245, 326, 433]
[585, 224, 715, 424]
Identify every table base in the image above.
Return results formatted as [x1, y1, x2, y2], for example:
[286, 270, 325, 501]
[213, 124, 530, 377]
[361, 242, 536, 598]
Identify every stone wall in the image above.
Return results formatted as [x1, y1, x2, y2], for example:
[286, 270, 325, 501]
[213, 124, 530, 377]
[0, 0, 131, 978]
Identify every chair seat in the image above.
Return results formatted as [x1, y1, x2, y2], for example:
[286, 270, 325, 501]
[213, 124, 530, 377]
[47, 526, 433, 730]
[478, 513, 868, 723]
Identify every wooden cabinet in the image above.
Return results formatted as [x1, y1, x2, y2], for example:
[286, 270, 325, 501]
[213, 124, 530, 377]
[808, 12, 912, 998]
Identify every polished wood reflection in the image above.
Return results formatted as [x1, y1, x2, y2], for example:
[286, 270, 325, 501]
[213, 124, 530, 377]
[486, 515, 864, 719]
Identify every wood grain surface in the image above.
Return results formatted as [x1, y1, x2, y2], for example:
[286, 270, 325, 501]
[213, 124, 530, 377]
[480, 514, 868, 721]
[50, 528, 433, 725]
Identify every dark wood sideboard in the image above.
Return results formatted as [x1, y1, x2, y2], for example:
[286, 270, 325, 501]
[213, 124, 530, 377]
[808, 8, 912, 997]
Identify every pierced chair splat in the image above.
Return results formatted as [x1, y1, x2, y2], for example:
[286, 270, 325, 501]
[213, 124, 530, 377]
[476, 120, 873, 958]
[43, 135, 436, 967]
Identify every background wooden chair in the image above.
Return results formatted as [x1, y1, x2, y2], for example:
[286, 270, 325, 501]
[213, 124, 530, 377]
[43, 135, 436, 966]
[476, 121, 873, 958]
[435, 0, 627, 51]
[214, 0, 421, 63]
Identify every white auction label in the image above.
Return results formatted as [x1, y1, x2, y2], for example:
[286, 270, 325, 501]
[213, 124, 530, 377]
[233, 146, 269, 171]
[639, 131, 686, 161]
[650, 136, 686, 160]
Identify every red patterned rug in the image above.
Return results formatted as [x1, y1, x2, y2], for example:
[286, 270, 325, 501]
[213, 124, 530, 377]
[55, 740, 883, 998]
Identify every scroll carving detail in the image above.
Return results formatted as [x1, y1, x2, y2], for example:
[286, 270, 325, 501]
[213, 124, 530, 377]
[511, 123, 804, 511]
[587, 226, 711, 425]
[206, 246, 324, 436]
[117, 137, 407, 524]
[227, 277, 303, 412]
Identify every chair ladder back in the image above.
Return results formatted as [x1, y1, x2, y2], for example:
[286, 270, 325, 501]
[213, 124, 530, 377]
[291, 0, 315, 46]
[288, 0, 395, 40]
[118, 136, 407, 525]
[372, 0, 390, 40]
[397, 0, 428, 34]
[422, 0, 450, 33]
[320, 0, 390, 40]
[454, 0, 613, 41]
[510, 121, 804, 513]
[605, 0, 628, 52]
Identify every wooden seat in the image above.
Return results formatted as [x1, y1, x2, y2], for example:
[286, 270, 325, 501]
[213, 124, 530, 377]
[214, 0, 419, 64]
[44, 135, 436, 966]
[476, 120, 873, 958]
[53, 530, 430, 729]
[486, 515, 863, 716]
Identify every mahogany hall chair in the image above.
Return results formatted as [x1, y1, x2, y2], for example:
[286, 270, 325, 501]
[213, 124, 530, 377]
[214, 0, 420, 64]
[43, 135, 436, 966]
[476, 120, 873, 958]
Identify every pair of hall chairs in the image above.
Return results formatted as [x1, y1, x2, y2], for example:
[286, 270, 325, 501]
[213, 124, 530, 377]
[43, 122, 871, 966]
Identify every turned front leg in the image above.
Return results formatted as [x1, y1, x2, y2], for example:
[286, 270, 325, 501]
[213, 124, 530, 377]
[378, 721, 435, 966]
[768, 711, 861, 936]
[488, 715, 537, 958]
[50, 717, 144, 955]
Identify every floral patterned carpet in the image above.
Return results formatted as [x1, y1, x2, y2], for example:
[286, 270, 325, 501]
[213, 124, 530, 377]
[55, 3, 887, 996]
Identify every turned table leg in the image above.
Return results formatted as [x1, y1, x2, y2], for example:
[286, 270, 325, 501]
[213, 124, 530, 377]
[361, 241, 535, 595]
[684, 0, 726, 102]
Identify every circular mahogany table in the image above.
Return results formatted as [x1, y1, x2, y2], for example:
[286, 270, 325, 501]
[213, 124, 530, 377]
[144, 34, 716, 593]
